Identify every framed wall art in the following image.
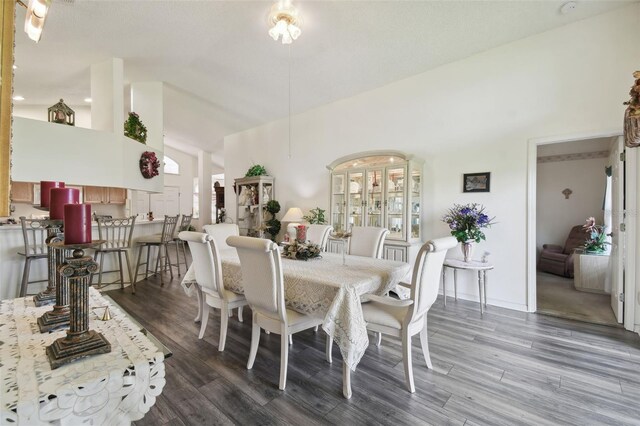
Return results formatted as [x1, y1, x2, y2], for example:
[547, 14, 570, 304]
[463, 172, 491, 193]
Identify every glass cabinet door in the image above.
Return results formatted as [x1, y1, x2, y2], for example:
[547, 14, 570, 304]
[366, 169, 383, 228]
[385, 167, 405, 240]
[410, 167, 421, 239]
[347, 171, 364, 229]
[331, 174, 346, 232]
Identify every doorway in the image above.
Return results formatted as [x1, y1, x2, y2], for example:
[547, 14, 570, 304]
[529, 134, 626, 327]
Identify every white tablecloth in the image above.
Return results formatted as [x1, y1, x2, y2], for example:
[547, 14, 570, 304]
[0, 288, 166, 425]
[181, 251, 410, 370]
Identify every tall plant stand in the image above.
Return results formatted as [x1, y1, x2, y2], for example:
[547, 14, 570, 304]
[46, 242, 111, 369]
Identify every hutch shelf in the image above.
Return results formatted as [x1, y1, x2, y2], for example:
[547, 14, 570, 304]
[234, 176, 275, 237]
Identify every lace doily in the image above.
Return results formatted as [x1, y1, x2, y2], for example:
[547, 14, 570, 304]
[1, 288, 166, 425]
[182, 252, 410, 370]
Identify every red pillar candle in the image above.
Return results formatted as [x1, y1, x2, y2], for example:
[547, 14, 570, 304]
[40, 181, 65, 209]
[64, 203, 92, 244]
[49, 188, 80, 220]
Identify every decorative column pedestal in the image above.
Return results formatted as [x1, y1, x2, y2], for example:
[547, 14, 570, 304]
[33, 222, 63, 307]
[46, 244, 110, 370]
[37, 239, 72, 332]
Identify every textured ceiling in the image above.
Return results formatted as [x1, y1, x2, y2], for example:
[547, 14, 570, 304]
[13, 1, 635, 163]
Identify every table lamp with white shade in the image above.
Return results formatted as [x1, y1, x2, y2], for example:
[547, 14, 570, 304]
[282, 207, 304, 242]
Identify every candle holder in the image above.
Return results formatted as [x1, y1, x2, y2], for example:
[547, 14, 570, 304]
[33, 221, 64, 307]
[46, 243, 110, 370]
[37, 240, 72, 331]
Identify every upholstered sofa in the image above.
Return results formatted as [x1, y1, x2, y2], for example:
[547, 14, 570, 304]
[538, 225, 588, 278]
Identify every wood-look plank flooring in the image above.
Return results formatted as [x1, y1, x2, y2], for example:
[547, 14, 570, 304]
[106, 269, 640, 426]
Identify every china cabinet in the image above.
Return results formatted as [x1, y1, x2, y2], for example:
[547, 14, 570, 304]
[234, 176, 275, 237]
[327, 151, 423, 263]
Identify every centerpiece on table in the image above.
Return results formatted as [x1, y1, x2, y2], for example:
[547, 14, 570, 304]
[282, 239, 321, 261]
[442, 203, 495, 262]
[582, 217, 609, 254]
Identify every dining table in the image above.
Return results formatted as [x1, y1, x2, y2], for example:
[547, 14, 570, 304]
[181, 249, 411, 399]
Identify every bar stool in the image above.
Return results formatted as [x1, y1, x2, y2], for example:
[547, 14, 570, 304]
[18, 217, 62, 297]
[170, 214, 193, 276]
[91, 216, 137, 291]
[133, 215, 179, 290]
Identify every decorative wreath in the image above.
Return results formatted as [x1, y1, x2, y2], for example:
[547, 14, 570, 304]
[139, 151, 160, 179]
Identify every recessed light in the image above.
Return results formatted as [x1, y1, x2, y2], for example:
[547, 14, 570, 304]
[12, 64, 17, 70]
[12, 95, 24, 101]
[84, 98, 92, 103]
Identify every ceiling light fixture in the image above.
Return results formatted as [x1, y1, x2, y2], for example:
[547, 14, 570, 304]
[268, 0, 302, 45]
[17, 0, 51, 43]
[13, 95, 25, 101]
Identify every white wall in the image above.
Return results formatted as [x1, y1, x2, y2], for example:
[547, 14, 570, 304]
[224, 5, 640, 312]
[536, 157, 607, 254]
[13, 105, 92, 128]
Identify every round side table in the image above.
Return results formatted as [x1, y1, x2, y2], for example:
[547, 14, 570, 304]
[442, 258, 494, 315]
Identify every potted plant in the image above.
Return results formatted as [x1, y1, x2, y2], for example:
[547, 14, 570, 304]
[442, 203, 495, 262]
[583, 217, 609, 254]
[245, 164, 268, 177]
[303, 207, 326, 224]
[264, 199, 281, 242]
[124, 112, 147, 144]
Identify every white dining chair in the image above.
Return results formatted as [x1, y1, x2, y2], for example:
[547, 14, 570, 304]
[203, 223, 239, 251]
[348, 226, 389, 258]
[179, 231, 248, 350]
[226, 235, 330, 390]
[306, 224, 333, 251]
[361, 236, 457, 393]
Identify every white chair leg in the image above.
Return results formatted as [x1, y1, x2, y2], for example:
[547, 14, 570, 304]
[237, 306, 244, 322]
[314, 325, 318, 333]
[376, 332, 382, 346]
[247, 313, 260, 369]
[198, 304, 210, 339]
[402, 330, 415, 393]
[219, 306, 229, 352]
[325, 334, 333, 363]
[194, 287, 203, 322]
[420, 319, 433, 369]
[279, 330, 289, 390]
[289, 334, 293, 345]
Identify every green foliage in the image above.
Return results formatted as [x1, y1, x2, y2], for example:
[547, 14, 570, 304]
[266, 200, 281, 215]
[303, 207, 326, 224]
[124, 112, 147, 144]
[245, 164, 267, 177]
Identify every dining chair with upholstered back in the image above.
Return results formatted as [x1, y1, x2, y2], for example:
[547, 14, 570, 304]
[179, 231, 247, 349]
[92, 216, 136, 291]
[18, 217, 62, 296]
[348, 226, 389, 258]
[306, 224, 333, 251]
[361, 236, 457, 393]
[226, 235, 329, 390]
[133, 215, 179, 289]
[203, 223, 239, 252]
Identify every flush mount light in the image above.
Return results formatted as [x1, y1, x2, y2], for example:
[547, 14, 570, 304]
[84, 98, 92, 103]
[12, 65, 17, 70]
[17, 0, 51, 43]
[268, 0, 302, 45]
[13, 95, 25, 101]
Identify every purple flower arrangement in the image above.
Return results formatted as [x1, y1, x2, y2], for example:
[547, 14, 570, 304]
[442, 203, 495, 243]
[583, 217, 608, 253]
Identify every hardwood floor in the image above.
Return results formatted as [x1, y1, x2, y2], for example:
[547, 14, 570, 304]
[106, 271, 640, 426]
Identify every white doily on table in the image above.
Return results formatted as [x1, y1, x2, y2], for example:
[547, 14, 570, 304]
[0, 288, 166, 425]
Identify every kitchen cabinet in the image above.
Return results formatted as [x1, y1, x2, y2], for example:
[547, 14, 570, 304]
[84, 186, 127, 204]
[327, 151, 423, 263]
[10, 182, 33, 204]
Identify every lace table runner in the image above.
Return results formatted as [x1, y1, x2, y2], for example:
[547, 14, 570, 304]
[182, 252, 410, 370]
[0, 287, 166, 425]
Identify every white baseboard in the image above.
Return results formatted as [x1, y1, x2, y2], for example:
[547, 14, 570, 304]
[439, 289, 528, 312]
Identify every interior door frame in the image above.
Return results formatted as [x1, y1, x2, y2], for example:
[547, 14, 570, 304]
[526, 129, 635, 332]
